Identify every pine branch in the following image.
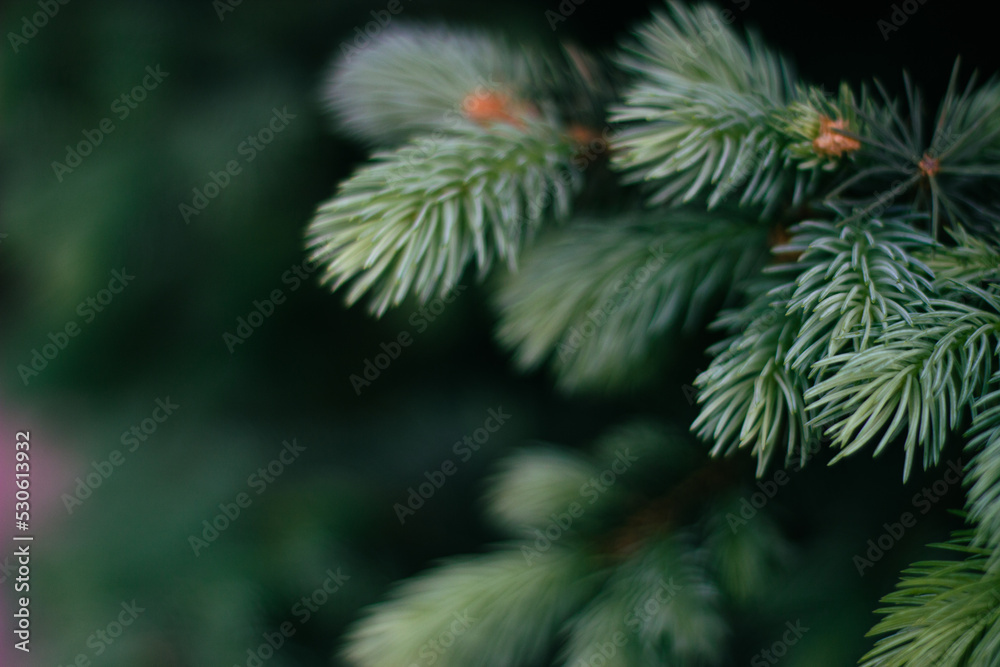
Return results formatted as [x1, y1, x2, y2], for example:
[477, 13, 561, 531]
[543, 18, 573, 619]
[783, 218, 936, 375]
[484, 447, 607, 538]
[323, 24, 537, 145]
[860, 533, 1000, 667]
[692, 279, 819, 475]
[610, 2, 809, 214]
[919, 226, 1000, 288]
[495, 212, 767, 392]
[558, 534, 726, 667]
[806, 296, 1000, 480]
[779, 82, 864, 171]
[965, 372, 1000, 566]
[307, 121, 581, 315]
[704, 492, 788, 604]
[829, 63, 1000, 235]
[342, 548, 595, 667]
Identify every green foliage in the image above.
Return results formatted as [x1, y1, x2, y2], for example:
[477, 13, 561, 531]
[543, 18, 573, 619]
[559, 535, 727, 667]
[828, 63, 1000, 234]
[783, 218, 935, 373]
[920, 226, 1000, 287]
[704, 492, 789, 604]
[965, 373, 1000, 565]
[861, 532, 1000, 667]
[312, 3, 1000, 664]
[324, 25, 534, 145]
[307, 121, 580, 315]
[806, 294, 1000, 480]
[611, 2, 794, 212]
[495, 211, 767, 391]
[780, 82, 862, 171]
[342, 422, 788, 666]
[342, 548, 596, 667]
[485, 446, 608, 537]
[692, 280, 815, 475]
[610, 2, 865, 217]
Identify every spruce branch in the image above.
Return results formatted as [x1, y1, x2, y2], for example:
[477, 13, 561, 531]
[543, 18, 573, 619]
[692, 279, 819, 475]
[828, 62, 1000, 235]
[558, 535, 726, 667]
[779, 82, 862, 168]
[965, 372, 1000, 565]
[704, 492, 789, 604]
[307, 121, 581, 315]
[860, 532, 1000, 667]
[484, 447, 610, 538]
[342, 548, 595, 667]
[783, 218, 936, 375]
[324, 24, 538, 145]
[495, 212, 767, 392]
[608, 2, 868, 217]
[806, 295, 1000, 480]
[919, 226, 1000, 289]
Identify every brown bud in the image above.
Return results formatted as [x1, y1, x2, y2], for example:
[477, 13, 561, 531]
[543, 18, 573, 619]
[812, 116, 861, 157]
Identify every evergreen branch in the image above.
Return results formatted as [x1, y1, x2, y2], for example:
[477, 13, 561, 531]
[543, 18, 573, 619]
[919, 226, 1000, 288]
[323, 24, 537, 145]
[342, 548, 595, 667]
[783, 218, 936, 374]
[806, 298, 1000, 480]
[610, 2, 799, 213]
[965, 372, 1000, 565]
[484, 447, 605, 538]
[704, 492, 788, 604]
[494, 212, 767, 392]
[692, 279, 820, 475]
[860, 533, 1000, 667]
[779, 81, 864, 171]
[833, 64, 1000, 234]
[307, 122, 581, 315]
[558, 535, 726, 667]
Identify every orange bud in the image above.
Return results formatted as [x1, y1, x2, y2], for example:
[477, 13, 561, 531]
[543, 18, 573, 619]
[919, 153, 940, 178]
[462, 90, 525, 128]
[812, 116, 861, 157]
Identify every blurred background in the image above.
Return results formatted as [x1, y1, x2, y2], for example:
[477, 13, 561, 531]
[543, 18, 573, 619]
[1, 1, 998, 665]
